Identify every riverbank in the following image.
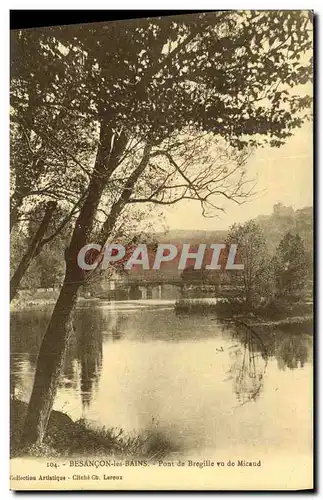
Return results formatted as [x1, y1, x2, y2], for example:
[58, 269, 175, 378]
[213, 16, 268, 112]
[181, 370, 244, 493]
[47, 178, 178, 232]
[174, 298, 313, 329]
[11, 399, 172, 459]
[11, 293, 176, 312]
[10, 289, 93, 312]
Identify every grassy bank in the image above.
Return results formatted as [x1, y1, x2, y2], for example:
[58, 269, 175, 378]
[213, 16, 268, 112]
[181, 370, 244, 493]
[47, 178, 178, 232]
[11, 399, 173, 459]
[10, 292, 95, 312]
[10, 289, 60, 312]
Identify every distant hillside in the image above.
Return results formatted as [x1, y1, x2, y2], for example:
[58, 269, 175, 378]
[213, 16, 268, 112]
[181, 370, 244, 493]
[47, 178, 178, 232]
[155, 229, 227, 244]
[154, 204, 313, 255]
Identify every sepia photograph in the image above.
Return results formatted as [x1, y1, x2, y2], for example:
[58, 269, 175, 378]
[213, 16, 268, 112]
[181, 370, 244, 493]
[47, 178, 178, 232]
[9, 10, 313, 490]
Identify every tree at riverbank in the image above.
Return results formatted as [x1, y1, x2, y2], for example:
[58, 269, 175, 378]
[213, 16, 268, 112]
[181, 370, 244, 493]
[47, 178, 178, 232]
[272, 232, 311, 302]
[220, 224, 311, 312]
[225, 220, 274, 308]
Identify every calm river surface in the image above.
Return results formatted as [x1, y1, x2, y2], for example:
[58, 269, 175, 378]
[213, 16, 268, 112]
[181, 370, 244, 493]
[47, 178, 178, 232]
[11, 300, 312, 458]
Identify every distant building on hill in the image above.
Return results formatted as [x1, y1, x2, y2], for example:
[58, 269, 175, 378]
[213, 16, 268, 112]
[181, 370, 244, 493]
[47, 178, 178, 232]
[273, 203, 294, 218]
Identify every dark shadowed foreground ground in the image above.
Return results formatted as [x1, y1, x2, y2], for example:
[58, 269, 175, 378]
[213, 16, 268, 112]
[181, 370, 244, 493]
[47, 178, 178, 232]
[11, 399, 173, 460]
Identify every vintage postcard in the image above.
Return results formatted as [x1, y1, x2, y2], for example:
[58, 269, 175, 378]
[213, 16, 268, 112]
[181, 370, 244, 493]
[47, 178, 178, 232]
[10, 10, 313, 490]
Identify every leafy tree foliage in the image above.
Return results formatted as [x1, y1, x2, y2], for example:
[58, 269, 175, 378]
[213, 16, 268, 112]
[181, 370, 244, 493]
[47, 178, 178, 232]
[226, 220, 273, 307]
[272, 232, 311, 302]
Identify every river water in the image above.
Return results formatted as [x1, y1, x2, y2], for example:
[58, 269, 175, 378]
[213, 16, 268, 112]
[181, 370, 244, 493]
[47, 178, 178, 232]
[11, 300, 313, 459]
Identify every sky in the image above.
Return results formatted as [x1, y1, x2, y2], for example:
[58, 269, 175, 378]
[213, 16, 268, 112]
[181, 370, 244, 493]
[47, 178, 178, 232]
[154, 121, 313, 232]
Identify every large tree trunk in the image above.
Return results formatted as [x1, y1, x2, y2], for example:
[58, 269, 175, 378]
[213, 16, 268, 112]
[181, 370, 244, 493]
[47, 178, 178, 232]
[21, 273, 80, 446]
[10, 201, 57, 301]
[21, 119, 128, 446]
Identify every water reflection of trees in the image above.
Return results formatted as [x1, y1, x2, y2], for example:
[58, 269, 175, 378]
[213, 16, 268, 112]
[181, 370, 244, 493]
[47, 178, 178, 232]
[275, 333, 312, 370]
[220, 319, 312, 404]
[73, 308, 125, 409]
[222, 321, 268, 405]
[11, 307, 126, 409]
[242, 325, 312, 371]
[10, 311, 49, 398]
[74, 309, 104, 408]
[11, 310, 49, 365]
[10, 355, 21, 398]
